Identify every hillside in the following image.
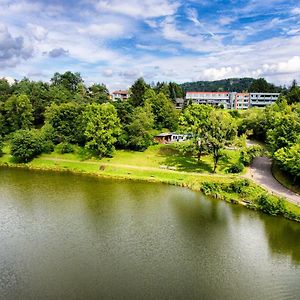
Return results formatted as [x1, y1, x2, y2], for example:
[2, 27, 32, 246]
[180, 77, 283, 93]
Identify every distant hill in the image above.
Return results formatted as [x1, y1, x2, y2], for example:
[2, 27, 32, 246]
[180, 78, 283, 93]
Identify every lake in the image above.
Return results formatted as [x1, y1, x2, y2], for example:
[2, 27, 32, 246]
[0, 167, 300, 299]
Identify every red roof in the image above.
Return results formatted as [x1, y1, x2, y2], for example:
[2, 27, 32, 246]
[112, 90, 128, 95]
[186, 91, 229, 94]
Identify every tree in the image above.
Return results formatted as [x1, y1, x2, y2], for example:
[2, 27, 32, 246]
[10, 129, 44, 162]
[180, 104, 213, 161]
[249, 78, 277, 93]
[48, 85, 73, 104]
[83, 103, 121, 157]
[88, 84, 109, 104]
[126, 106, 154, 151]
[144, 90, 178, 130]
[129, 78, 149, 107]
[206, 110, 236, 172]
[286, 86, 300, 104]
[113, 100, 134, 126]
[238, 108, 267, 140]
[0, 78, 12, 102]
[44, 102, 85, 144]
[50, 71, 83, 93]
[169, 82, 184, 102]
[274, 144, 300, 184]
[266, 102, 300, 153]
[4, 94, 33, 133]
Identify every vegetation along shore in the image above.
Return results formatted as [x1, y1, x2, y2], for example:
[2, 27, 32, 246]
[0, 73, 300, 222]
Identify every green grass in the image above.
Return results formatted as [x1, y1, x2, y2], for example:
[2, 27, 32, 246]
[36, 143, 242, 175]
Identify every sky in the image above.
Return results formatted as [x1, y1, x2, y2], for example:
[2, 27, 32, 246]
[1, 0, 300, 91]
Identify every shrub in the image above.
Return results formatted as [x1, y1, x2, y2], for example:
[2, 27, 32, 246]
[42, 140, 54, 153]
[11, 129, 44, 163]
[257, 194, 286, 216]
[57, 142, 74, 154]
[201, 182, 221, 195]
[226, 179, 250, 194]
[240, 145, 263, 166]
[226, 162, 244, 173]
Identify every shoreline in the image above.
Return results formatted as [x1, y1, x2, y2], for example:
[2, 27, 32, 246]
[1, 157, 300, 223]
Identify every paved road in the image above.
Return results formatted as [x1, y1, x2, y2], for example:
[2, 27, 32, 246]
[245, 157, 300, 206]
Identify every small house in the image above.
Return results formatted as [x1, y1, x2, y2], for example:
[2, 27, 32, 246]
[154, 133, 173, 144]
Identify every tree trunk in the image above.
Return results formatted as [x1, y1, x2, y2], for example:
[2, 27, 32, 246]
[213, 147, 218, 173]
[197, 148, 202, 162]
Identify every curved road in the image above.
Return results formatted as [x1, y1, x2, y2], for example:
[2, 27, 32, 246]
[245, 157, 300, 206]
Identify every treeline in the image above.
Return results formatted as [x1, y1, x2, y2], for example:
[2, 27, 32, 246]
[181, 77, 284, 93]
[0, 73, 183, 161]
[0, 72, 299, 182]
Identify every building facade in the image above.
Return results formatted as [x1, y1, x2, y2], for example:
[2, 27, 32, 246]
[111, 90, 129, 101]
[249, 93, 280, 108]
[185, 91, 279, 109]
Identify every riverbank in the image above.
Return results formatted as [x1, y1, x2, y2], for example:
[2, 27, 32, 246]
[1, 147, 300, 222]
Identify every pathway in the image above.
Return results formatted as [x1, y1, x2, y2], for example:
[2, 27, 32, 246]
[245, 157, 300, 206]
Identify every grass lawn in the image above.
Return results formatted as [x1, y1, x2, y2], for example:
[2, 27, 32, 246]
[30, 143, 242, 175]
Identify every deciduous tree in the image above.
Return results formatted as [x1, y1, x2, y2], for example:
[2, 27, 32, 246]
[83, 103, 121, 157]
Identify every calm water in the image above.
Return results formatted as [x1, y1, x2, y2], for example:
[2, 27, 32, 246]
[0, 168, 300, 300]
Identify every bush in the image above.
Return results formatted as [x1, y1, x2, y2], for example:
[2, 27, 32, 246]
[226, 162, 244, 173]
[257, 194, 286, 216]
[11, 129, 44, 163]
[201, 182, 221, 195]
[57, 142, 74, 154]
[240, 145, 263, 166]
[42, 140, 54, 153]
[226, 179, 250, 194]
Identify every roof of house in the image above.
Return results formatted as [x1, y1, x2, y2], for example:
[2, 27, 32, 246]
[112, 90, 128, 95]
[155, 133, 173, 137]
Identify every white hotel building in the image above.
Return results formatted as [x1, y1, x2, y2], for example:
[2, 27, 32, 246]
[185, 91, 280, 109]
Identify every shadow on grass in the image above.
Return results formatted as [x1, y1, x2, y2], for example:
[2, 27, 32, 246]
[159, 146, 213, 173]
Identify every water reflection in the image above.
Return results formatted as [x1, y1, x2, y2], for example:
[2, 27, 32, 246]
[1, 167, 300, 300]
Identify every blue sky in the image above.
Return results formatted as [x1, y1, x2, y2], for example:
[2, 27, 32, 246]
[1, 0, 300, 90]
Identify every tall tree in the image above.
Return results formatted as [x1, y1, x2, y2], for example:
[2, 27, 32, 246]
[4, 94, 33, 133]
[144, 90, 178, 130]
[88, 83, 109, 104]
[206, 110, 236, 172]
[83, 103, 121, 157]
[44, 102, 85, 144]
[126, 106, 154, 151]
[51, 71, 83, 93]
[249, 78, 276, 93]
[0, 78, 12, 102]
[180, 104, 213, 162]
[129, 78, 149, 107]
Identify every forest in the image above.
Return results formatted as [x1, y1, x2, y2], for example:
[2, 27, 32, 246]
[181, 77, 284, 93]
[0, 72, 299, 184]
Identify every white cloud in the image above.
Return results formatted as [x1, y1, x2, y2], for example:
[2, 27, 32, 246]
[27, 24, 48, 41]
[95, 0, 180, 18]
[291, 7, 300, 15]
[78, 23, 125, 38]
